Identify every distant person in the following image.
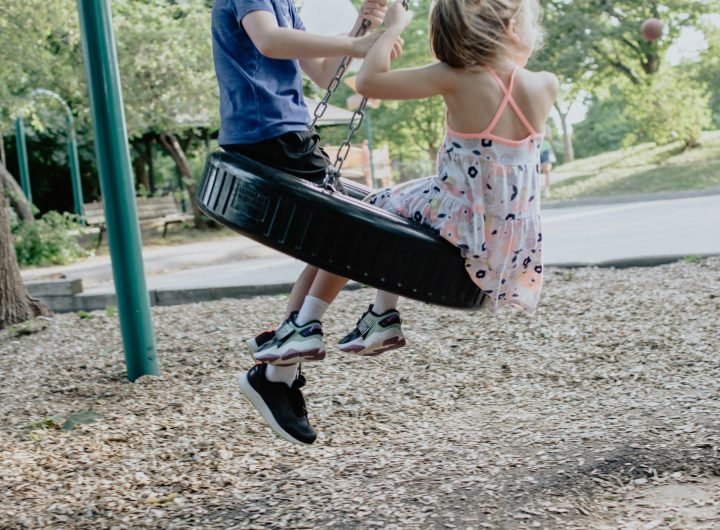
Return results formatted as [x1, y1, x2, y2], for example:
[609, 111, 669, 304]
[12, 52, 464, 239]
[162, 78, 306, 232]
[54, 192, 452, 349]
[540, 125, 556, 197]
[212, 0, 402, 445]
[246, 0, 558, 444]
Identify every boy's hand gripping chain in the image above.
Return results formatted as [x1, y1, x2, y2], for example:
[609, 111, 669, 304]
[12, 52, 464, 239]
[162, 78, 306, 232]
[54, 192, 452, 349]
[312, 0, 410, 193]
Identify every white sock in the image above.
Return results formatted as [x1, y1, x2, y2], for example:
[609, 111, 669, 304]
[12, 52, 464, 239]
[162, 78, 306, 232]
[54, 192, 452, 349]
[265, 364, 298, 387]
[373, 290, 399, 314]
[296, 295, 329, 325]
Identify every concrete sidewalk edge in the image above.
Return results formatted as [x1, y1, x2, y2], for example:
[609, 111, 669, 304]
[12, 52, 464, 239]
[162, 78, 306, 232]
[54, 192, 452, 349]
[28, 254, 717, 313]
[543, 188, 720, 209]
[549, 253, 718, 269]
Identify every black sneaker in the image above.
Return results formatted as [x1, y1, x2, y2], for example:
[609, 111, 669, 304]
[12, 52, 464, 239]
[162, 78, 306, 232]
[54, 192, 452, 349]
[238, 363, 317, 445]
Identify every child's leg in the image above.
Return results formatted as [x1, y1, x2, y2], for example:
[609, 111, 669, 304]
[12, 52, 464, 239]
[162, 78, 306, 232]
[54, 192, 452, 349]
[307, 269, 350, 304]
[373, 290, 400, 314]
[286, 264, 319, 317]
[266, 363, 299, 386]
[295, 269, 348, 324]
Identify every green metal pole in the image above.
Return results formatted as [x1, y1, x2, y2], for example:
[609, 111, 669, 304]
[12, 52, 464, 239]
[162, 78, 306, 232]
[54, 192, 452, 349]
[14, 117, 32, 203]
[29, 89, 86, 219]
[76, 0, 159, 381]
[67, 118, 85, 220]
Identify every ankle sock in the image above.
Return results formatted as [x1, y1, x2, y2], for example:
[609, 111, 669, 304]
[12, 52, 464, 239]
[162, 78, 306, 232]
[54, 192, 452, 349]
[296, 295, 329, 325]
[266, 363, 298, 387]
[373, 290, 400, 314]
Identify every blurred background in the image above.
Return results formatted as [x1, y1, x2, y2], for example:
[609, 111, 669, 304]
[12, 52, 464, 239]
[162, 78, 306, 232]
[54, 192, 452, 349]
[2, 0, 719, 266]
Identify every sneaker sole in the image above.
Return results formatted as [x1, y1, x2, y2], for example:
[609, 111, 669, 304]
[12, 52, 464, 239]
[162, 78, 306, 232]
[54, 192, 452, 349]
[254, 348, 326, 365]
[237, 373, 312, 446]
[339, 335, 406, 356]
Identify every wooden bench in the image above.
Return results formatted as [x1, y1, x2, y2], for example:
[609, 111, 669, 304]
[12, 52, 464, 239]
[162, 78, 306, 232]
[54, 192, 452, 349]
[84, 195, 193, 248]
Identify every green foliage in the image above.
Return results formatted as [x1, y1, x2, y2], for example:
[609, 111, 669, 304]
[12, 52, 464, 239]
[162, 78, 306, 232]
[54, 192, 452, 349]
[692, 27, 720, 127]
[574, 63, 712, 157]
[552, 131, 720, 200]
[29, 416, 61, 430]
[573, 87, 643, 159]
[625, 66, 711, 146]
[12, 210, 88, 267]
[534, 0, 712, 86]
[112, 0, 217, 138]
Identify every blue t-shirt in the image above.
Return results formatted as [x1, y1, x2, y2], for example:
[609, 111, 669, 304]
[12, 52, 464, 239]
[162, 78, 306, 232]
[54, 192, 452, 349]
[212, 0, 310, 145]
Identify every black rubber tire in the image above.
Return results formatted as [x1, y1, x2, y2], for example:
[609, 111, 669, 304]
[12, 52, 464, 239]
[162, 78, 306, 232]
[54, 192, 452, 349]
[196, 151, 485, 309]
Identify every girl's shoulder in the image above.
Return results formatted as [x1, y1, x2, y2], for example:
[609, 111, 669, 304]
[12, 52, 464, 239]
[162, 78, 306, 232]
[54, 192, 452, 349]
[517, 68, 560, 97]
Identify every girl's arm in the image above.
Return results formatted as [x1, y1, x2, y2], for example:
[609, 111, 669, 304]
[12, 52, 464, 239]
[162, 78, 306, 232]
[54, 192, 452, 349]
[355, 8, 457, 100]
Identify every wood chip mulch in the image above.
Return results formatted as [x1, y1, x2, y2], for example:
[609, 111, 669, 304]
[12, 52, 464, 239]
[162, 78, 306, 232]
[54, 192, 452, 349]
[1, 258, 719, 529]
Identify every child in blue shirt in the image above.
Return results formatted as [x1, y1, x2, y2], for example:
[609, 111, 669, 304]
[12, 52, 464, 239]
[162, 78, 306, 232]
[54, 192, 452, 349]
[212, 0, 399, 445]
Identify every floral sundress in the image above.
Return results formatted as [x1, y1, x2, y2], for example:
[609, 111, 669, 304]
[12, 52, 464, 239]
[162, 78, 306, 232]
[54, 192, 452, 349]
[367, 67, 544, 313]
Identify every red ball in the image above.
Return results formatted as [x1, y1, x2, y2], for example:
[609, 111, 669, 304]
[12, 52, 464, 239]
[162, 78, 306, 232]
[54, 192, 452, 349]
[641, 18, 663, 41]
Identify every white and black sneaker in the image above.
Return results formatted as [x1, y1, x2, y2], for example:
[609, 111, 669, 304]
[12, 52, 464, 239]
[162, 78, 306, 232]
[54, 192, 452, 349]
[253, 313, 325, 365]
[246, 328, 276, 356]
[238, 363, 317, 445]
[245, 313, 300, 356]
[337, 305, 406, 356]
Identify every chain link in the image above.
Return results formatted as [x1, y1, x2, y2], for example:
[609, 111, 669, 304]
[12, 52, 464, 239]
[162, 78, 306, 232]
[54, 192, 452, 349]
[313, 1, 410, 192]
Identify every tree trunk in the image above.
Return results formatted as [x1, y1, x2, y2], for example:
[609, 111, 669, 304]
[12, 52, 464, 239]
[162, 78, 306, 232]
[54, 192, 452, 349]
[0, 162, 34, 223]
[0, 133, 6, 168]
[146, 138, 155, 194]
[0, 175, 51, 330]
[132, 142, 151, 195]
[158, 131, 205, 228]
[554, 102, 575, 163]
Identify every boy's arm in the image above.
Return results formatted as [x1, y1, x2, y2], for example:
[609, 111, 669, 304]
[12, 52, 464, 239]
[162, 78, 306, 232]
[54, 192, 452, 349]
[355, 6, 457, 100]
[242, 10, 380, 60]
[299, 0, 388, 88]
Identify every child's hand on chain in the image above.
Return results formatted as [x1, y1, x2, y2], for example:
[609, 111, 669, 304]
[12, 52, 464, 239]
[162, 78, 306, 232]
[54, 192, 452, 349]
[385, 1, 413, 31]
[360, 0, 389, 31]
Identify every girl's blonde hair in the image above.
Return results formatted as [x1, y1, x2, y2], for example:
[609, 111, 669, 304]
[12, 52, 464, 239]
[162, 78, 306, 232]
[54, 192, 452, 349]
[429, 0, 543, 68]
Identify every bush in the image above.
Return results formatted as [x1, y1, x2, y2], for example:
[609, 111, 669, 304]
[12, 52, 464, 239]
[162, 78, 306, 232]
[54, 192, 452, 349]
[626, 67, 712, 147]
[12, 211, 88, 267]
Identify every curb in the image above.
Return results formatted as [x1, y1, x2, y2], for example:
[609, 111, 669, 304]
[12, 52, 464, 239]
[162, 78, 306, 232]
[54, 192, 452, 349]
[27, 279, 366, 313]
[548, 253, 719, 269]
[27, 253, 718, 313]
[543, 188, 720, 209]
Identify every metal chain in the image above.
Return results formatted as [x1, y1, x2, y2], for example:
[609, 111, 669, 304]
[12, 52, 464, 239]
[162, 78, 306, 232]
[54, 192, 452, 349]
[314, 0, 410, 192]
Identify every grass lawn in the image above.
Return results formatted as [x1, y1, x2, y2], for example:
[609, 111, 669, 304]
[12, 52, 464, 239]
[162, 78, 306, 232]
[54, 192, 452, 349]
[550, 130, 720, 201]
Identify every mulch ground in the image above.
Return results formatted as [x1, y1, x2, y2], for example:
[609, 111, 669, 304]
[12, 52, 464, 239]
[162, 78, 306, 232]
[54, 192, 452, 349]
[1, 259, 719, 529]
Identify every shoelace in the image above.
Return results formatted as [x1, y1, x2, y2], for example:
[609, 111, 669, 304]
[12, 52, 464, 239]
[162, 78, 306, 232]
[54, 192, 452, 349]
[289, 368, 308, 417]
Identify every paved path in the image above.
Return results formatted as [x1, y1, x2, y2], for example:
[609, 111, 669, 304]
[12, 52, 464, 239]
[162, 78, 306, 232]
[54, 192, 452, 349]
[21, 236, 278, 288]
[542, 195, 719, 264]
[22, 194, 720, 296]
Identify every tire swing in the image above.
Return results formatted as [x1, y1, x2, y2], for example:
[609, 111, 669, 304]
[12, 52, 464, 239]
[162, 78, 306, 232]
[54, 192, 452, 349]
[196, 6, 485, 309]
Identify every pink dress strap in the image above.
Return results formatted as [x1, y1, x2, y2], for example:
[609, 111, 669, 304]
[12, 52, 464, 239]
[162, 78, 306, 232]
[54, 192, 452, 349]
[482, 66, 538, 137]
